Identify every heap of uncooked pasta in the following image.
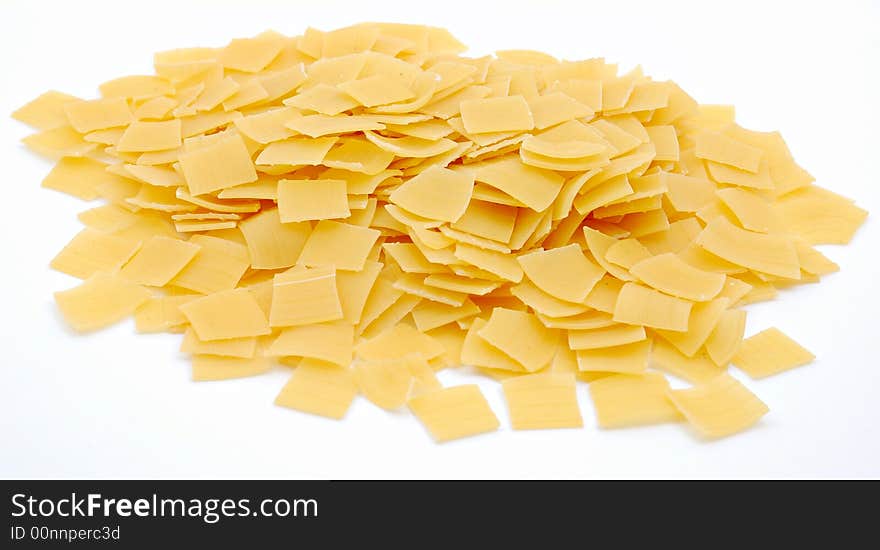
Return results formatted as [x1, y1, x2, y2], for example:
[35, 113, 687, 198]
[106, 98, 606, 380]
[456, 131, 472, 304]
[14, 23, 866, 442]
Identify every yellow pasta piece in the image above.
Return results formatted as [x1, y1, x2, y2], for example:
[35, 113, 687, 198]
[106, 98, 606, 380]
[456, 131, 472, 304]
[269, 266, 343, 327]
[630, 252, 725, 301]
[450, 200, 516, 243]
[275, 360, 357, 419]
[704, 308, 747, 367]
[518, 244, 605, 303]
[336, 260, 383, 325]
[219, 37, 283, 72]
[64, 97, 132, 133]
[267, 322, 354, 366]
[356, 322, 445, 361]
[706, 158, 774, 190]
[715, 187, 779, 233]
[732, 327, 814, 379]
[277, 178, 350, 222]
[576, 340, 651, 374]
[656, 297, 729, 357]
[411, 298, 480, 332]
[42, 157, 131, 201]
[297, 220, 380, 271]
[473, 155, 564, 212]
[645, 125, 679, 161]
[694, 131, 763, 173]
[339, 75, 414, 107]
[287, 114, 385, 138]
[776, 185, 868, 245]
[180, 328, 257, 359]
[667, 373, 769, 438]
[387, 165, 474, 222]
[453, 244, 523, 282]
[178, 133, 258, 196]
[650, 338, 725, 384]
[510, 280, 588, 318]
[323, 138, 395, 175]
[134, 295, 197, 333]
[536, 310, 615, 330]
[238, 207, 311, 270]
[408, 385, 500, 442]
[604, 238, 651, 269]
[696, 216, 800, 279]
[460, 95, 534, 134]
[50, 228, 142, 280]
[22, 125, 96, 158]
[354, 357, 413, 410]
[477, 308, 557, 372]
[527, 92, 593, 130]
[589, 373, 681, 428]
[55, 272, 151, 332]
[180, 288, 270, 340]
[382, 243, 446, 274]
[191, 355, 271, 381]
[664, 173, 717, 212]
[169, 235, 250, 294]
[255, 136, 338, 166]
[461, 317, 526, 372]
[12, 90, 81, 129]
[116, 119, 182, 152]
[502, 373, 583, 430]
[613, 283, 692, 331]
[119, 235, 200, 286]
[393, 272, 467, 306]
[568, 323, 646, 350]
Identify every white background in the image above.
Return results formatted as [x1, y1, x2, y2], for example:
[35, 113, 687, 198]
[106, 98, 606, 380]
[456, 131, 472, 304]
[1, 0, 878, 479]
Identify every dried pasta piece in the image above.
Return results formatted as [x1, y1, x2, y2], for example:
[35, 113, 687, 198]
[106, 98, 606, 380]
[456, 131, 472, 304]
[355, 357, 413, 409]
[667, 373, 769, 438]
[267, 322, 354, 366]
[613, 283, 692, 332]
[269, 266, 343, 327]
[297, 220, 380, 271]
[42, 157, 130, 201]
[502, 373, 583, 430]
[50, 228, 142, 280]
[510, 280, 589, 318]
[119, 235, 200, 286]
[517, 244, 605, 303]
[180, 288, 271, 340]
[239, 208, 311, 270]
[461, 318, 527, 372]
[116, 119, 182, 152]
[576, 340, 651, 374]
[169, 235, 250, 295]
[386, 166, 474, 223]
[408, 385, 500, 442]
[695, 131, 763, 173]
[336, 260, 383, 325]
[277, 178, 350, 222]
[453, 244, 523, 282]
[477, 308, 557, 372]
[181, 328, 257, 359]
[732, 327, 815, 379]
[568, 323, 646, 350]
[651, 338, 725, 384]
[275, 360, 357, 419]
[696, 216, 800, 279]
[64, 97, 132, 133]
[191, 355, 271, 381]
[630, 253, 725, 301]
[411, 298, 480, 332]
[134, 295, 197, 333]
[460, 95, 534, 133]
[705, 308, 747, 367]
[55, 272, 151, 332]
[473, 156, 564, 212]
[589, 373, 681, 428]
[12, 90, 80, 129]
[178, 133, 258, 196]
[355, 323, 445, 361]
[255, 136, 338, 166]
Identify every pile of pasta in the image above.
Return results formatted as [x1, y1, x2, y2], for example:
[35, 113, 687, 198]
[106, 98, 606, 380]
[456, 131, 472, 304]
[14, 23, 866, 441]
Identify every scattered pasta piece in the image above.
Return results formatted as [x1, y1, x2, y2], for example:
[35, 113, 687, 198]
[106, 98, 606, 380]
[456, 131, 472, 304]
[668, 374, 769, 438]
[732, 328, 815, 379]
[408, 385, 500, 442]
[24, 23, 864, 443]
